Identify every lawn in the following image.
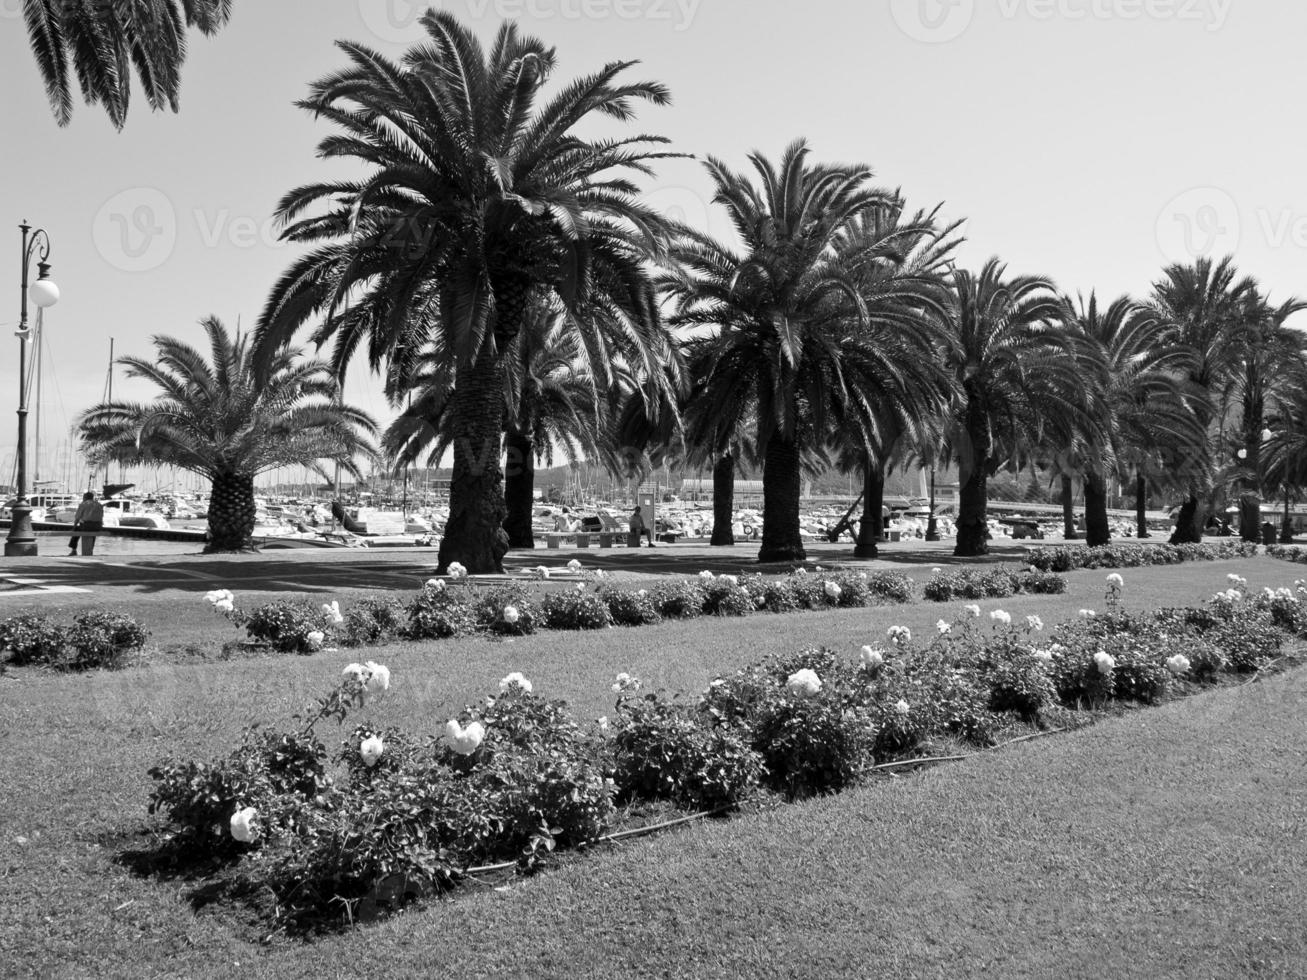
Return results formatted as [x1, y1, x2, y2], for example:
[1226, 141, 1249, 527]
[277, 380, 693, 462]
[1, 556, 1305, 978]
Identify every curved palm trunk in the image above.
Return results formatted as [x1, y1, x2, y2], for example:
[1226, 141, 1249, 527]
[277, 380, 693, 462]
[954, 393, 991, 558]
[853, 455, 885, 559]
[1282, 493, 1295, 543]
[758, 436, 805, 563]
[205, 471, 256, 553]
[1237, 494, 1261, 543]
[710, 451, 735, 546]
[1060, 474, 1079, 540]
[1168, 493, 1203, 545]
[502, 428, 535, 549]
[1083, 467, 1111, 547]
[438, 346, 509, 574]
[1134, 471, 1150, 538]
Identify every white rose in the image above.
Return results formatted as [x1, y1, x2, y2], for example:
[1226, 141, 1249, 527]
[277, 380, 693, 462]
[502, 605, 521, 625]
[860, 646, 884, 668]
[447, 562, 467, 580]
[786, 668, 822, 697]
[214, 598, 234, 614]
[1026, 615, 1044, 632]
[1032, 649, 1054, 664]
[568, 559, 583, 572]
[1105, 573, 1124, 589]
[894, 698, 910, 717]
[499, 671, 532, 693]
[699, 570, 715, 580]
[230, 806, 259, 843]
[342, 662, 366, 683]
[931, 567, 942, 574]
[1094, 651, 1115, 674]
[322, 600, 344, 624]
[445, 720, 485, 755]
[597, 716, 610, 732]
[720, 574, 738, 587]
[823, 581, 842, 600]
[1079, 609, 1096, 619]
[1166, 654, 1191, 675]
[964, 604, 981, 618]
[364, 661, 390, 694]
[990, 609, 1011, 625]
[936, 620, 951, 635]
[887, 626, 911, 646]
[305, 630, 325, 651]
[360, 734, 384, 768]
[425, 578, 444, 590]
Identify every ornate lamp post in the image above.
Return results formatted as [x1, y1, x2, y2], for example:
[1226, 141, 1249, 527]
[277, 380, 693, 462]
[5, 222, 60, 557]
[925, 467, 940, 541]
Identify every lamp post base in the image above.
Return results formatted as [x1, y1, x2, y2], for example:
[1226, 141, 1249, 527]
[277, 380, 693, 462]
[4, 504, 38, 557]
[925, 517, 940, 542]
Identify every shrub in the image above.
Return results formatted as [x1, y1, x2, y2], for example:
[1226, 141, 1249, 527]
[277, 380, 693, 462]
[612, 694, 762, 810]
[751, 693, 876, 798]
[1046, 642, 1117, 707]
[699, 579, 754, 617]
[1012, 569, 1067, 595]
[405, 584, 478, 640]
[987, 653, 1059, 721]
[1107, 646, 1172, 704]
[600, 588, 660, 627]
[245, 600, 332, 653]
[1209, 618, 1282, 673]
[471, 585, 538, 636]
[66, 611, 148, 669]
[922, 568, 1029, 602]
[339, 597, 406, 647]
[1026, 540, 1259, 572]
[648, 580, 706, 620]
[539, 590, 613, 630]
[861, 571, 915, 604]
[0, 614, 67, 666]
[741, 575, 799, 613]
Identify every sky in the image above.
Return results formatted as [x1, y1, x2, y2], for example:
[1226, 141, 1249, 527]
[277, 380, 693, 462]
[3, 0, 1307, 489]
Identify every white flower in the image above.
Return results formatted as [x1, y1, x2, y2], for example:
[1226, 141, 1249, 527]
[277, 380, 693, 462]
[990, 609, 1012, 625]
[1026, 615, 1044, 632]
[1079, 609, 1096, 619]
[1094, 651, 1116, 675]
[502, 605, 521, 625]
[893, 698, 910, 717]
[699, 570, 715, 580]
[1032, 649, 1054, 664]
[823, 581, 842, 600]
[575, 582, 585, 592]
[204, 588, 234, 604]
[1227, 573, 1246, 586]
[611, 672, 641, 693]
[445, 720, 485, 755]
[936, 619, 952, 635]
[860, 646, 885, 668]
[499, 671, 532, 693]
[229, 806, 259, 843]
[593, 569, 607, 580]
[754, 595, 766, 607]
[793, 567, 807, 577]
[214, 598, 234, 614]
[321, 600, 344, 624]
[786, 668, 822, 697]
[964, 604, 981, 618]
[597, 716, 610, 732]
[424, 578, 445, 590]
[305, 630, 325, 651]
[637, 589, 648, 597]
[1105, 573, 1124, 589]
[446, 562, 467, 579]
[887, 625, 911, 646]
[536, 565, 551, 580]
[360, 734, 384, 768]
[931, 567, 942, 574]
[1166, 654, 1191, 675]
[567, 559, 583, 572]
[720, 574, 738, 587]
[342, 662, 367, 684]
[363, 661, 390, 694]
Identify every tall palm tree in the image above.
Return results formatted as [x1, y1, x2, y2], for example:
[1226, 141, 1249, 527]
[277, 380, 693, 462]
[940, 259, 1071, 557]
[1063, 293, 1202, 546]
[22, 0, 233, 128]
[661, 140, 896, 563]
[1263, 362, 1307, 542]
[76, 317, 376, 552]
[255, 12, 678, 573]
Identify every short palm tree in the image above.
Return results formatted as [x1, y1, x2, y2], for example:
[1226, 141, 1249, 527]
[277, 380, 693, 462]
[661, 140, 897, 562]
[22, 0, 233, 128]
[940, 259, 1072, 557]
[76, 317, 376, 552]
[256, 12, 678, 573]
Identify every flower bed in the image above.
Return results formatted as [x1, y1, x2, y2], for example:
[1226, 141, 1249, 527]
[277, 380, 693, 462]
[141, 573, 1306, 932]
[1026, 540, 1259, 572]
[0, 610, 148, 670]
[1266, 545, 1307, 566]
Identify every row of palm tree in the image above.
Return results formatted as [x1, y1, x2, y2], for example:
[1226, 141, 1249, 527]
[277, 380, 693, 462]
[71, 12, 1307, 563]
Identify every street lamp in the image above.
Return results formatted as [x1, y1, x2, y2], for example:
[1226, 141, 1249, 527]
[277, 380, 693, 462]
[925, 467, 940, 541]
[5, 222, 59, 558]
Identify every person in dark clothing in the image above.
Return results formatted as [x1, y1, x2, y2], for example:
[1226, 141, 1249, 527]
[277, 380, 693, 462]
[70, 492, 105, 556]
[629, 506, 654, 547]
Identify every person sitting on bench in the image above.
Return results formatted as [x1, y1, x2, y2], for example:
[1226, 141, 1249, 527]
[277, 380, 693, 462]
[630, 505, 654, 547]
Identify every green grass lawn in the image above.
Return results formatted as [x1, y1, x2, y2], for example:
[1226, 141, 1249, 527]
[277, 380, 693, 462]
[2, 557, 1305, 978]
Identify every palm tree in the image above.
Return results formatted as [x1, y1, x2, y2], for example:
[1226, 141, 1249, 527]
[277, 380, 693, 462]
[661, 140, 896, 563]
[940, 259, 1071, 557]
[1063, 294, 1202, 546]
[76, 317, 376, 552]
[1264, 363, 1307, 542]
[255, 12, 678, 573]
[22, 0, 233, 128]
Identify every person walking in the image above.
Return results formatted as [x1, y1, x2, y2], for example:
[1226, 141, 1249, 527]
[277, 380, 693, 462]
[70, 491, 105, 556]
[629, 505, 654, 547]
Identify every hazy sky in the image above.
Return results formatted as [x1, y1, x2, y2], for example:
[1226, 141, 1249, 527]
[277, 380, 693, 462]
[3, 0, 1307, 486]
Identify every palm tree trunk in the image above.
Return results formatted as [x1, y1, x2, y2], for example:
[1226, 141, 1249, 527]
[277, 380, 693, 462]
[1238, 494, 1261, 543]
[1060, 474, 1079, 539]
[758, 436, 805, 563]
[954, 398, 991, 557]
[1282, 492, 1294, 543]
[710, 450, 735, 546]
[1083, 467, 1111, 547]
[853, 454, 884, 559]
[205, 470, 256, 553]
[502, 428, 534, 549]
[1134, 471, 1150, 538]
[438, 346, 508, 574]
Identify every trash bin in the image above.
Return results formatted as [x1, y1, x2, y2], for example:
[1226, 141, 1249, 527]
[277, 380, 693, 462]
[1262, 522, 1277, 546]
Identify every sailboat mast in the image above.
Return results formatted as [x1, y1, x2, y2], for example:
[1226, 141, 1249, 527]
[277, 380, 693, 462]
[103, 338, 113, 491]
[33, 312, 43, 484]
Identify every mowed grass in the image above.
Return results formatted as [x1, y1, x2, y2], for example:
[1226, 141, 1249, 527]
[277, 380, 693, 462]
[1, 557, 1305, 978]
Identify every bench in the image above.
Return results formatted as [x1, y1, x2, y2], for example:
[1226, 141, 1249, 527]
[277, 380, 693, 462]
[882, 529, 902, 543]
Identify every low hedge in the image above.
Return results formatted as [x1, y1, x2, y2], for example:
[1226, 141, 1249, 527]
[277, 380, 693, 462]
[0, 611, 148, 670]
[1026, 540, 1259, 572]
